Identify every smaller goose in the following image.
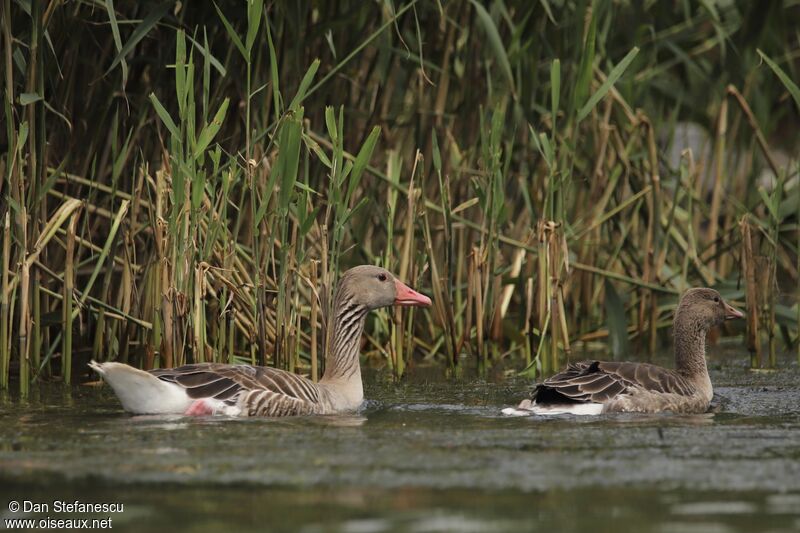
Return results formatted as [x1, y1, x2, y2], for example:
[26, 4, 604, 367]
[90, 265, 431, 417]
[503, 288, 744, 415]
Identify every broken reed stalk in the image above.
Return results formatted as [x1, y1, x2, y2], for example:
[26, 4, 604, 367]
[62, 210, 79, 385]
[523, 276, 534, 369]
[403, 265, 420, 375]
[472, 248, 485, 370]
[20, 0, 39, 390]
[32, 268, 41, 380]
[430, 133, 458, 367]
[225, 243, 235, 365]
[92, 233, 120, 363]
[392, 151, 422, 378]
[644, 118, 661, 355]
[707, 98, 727, 271]
[498, 247, 525, 328]
[0, 212, 9, 389]
[18, 259, 29, 397]
[740, 217, 760, 368]
[320, 224, 331, 372]
[556, 283, 571, 360]
[383, 152, 399, 376]
[292, 310, 300, 374]
[156, 171, 173, 369]
[459, 244, 475, 360]
[726, 85, 781, 177]
[637, 113, 661, 354]
[193, 263, 206, 363]
[115, 232, 134, 366]
[766, 175, 784, 370]
[767, 257, 777, 369]
[310, 261, 318, 382]
[421, 210, 451, 365]
[548, 223, 570, 371]
[536, 220, 550, 375]
[454, 226, 466, 355]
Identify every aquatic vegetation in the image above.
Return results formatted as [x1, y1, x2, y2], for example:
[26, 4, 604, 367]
[1, 1, 799, 395]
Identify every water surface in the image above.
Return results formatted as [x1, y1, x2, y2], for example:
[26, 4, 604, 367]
[1, 351, 799, 532]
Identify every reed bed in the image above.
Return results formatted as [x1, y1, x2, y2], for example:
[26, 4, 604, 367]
[1, 1, 799, 395]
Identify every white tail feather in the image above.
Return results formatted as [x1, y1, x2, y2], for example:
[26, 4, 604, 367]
[89, 361, 191, 414]
[502, 399, 604, 416]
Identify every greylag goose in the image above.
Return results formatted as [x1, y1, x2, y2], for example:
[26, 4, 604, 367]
[503, 288, 744, 415]
[89, 265, 431, 416]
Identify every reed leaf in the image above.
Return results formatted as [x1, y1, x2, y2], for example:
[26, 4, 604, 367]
[757, 50, 800, 113]
[149, 93, 180, 139]
[577, 47, 639, 123]
[468, 0, 515, 96]
[194, 97, 230, 159]
[103, 0, 128, 84]
[213, 2, 247, 59]
[104, 1, 172, 79]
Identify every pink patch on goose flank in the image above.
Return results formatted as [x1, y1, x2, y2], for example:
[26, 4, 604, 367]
[184, 399, 214, 416]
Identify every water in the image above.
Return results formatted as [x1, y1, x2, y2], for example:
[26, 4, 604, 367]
[1, 351, 799, 532]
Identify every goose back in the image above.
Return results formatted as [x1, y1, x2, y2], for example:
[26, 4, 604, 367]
[534, 360, 702, 413]
[151, 363, 328, 416]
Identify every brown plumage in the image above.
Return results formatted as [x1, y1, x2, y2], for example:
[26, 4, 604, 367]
[506, 288, 744, 415]
[150, 363, 323, 416]
[90, 265, 431, 416]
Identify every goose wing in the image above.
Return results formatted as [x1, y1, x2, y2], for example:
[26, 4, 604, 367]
[150, 363, 322, 416]
[534, 360, 695, 404]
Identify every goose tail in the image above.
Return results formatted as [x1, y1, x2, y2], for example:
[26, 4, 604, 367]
[89, 361, 192, 415]
[502, 398, 604, 416]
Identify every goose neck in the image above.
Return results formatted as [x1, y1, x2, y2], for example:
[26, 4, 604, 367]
[320, 289, 368, 384]
[673, 311, 712, 398]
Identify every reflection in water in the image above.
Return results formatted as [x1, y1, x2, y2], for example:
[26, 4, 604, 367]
[671, 501, 759, 515]
[315, 414, 368, 427]
[598, 412, 717, 426]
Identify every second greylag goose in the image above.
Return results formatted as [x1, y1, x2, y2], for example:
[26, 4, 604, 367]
[503, 288, 744, 415]
[90, 265, 431, 416]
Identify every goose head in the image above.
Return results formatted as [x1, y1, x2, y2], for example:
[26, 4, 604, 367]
[337, 265, 432, 310]
[675, 288, 744, 331]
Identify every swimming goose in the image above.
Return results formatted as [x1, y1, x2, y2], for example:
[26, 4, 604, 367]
[90, 265, 431, 416]
[503, 288, 744, 416]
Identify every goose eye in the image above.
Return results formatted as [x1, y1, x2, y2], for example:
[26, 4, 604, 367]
[713, 296, 720, 303]
[377, 273, 387, 282]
